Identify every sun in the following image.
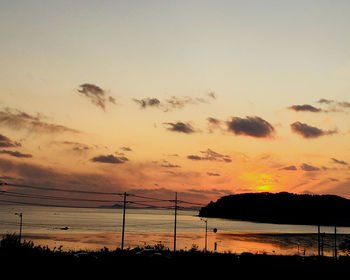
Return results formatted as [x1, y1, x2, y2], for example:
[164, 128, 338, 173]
[241, 172, 276, 192]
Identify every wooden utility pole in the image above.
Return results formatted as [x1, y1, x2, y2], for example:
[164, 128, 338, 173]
[173, 192, 178, 252]
[334, 226, 337, 259]
[121, 192, 127, 250]
[15, 212, 22, 244]
[317, 225, 320, 256]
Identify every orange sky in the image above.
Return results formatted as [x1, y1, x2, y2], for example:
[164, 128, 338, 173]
[0, 1, 350, 205]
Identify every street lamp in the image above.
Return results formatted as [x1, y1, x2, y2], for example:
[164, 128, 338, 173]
[15, 212, 22, 244]
[200, 218, 208, 252]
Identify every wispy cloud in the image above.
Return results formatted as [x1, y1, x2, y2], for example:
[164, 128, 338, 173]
[288, 104, 322, 112]
[187, 149, 231, 163]
[331, 158, 348, 165]
[132, 98, 161, 109]
[300, 163, 320, 171]
[160, 160, 181, 168]
[77, 83, 116, 110]
[133, 92, 216, 111]
[91, 154, 129, 164]
[290, 122, 337, 138]
[280, 165, 297, 171]
[207, 172, 220, 176]
[0, 150, 32, 158]
[164, 122, 196, 134]
[0, 134, 21, 148]
[317, 99, 350, 112]
[226, 116, 275, 138]
[0, 108, 80, 134]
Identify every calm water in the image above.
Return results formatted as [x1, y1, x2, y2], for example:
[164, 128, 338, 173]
[1, 204, 349, 255]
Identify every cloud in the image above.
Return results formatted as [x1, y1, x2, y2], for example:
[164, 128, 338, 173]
[208, 91, 216, 99]
[0, 108, 80, 134]
[226, 116, 275, 138]
[0, 134, 21, 148]
[133, 98, 161, 109]
[331, 158, 348, 165]
[290, 122, 337, 138]
[187, 149, 231, 163]
[0, 150, 32, 158]
[133, 93, 216, 111]
[160, 160, 181, 168]
[207, 117, 224, 133]
[207, 172, 220, 176]
[318, 98, 334, 105]
[317, 99, 350, 112]
[288, 104, 322, 112]
[77, 83, 116, 110]
[164, 122, 196, 134]
[165, 96, 199, 109]
[280, 165, 297, 171]
[120, 146, 132, 152]
[300, 163, 320, 171]
[91, 154, 129, 164]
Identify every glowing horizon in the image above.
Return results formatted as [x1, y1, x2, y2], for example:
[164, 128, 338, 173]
[0, 0, 350, 204]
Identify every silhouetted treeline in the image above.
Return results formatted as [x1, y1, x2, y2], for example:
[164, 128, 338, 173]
[199, 192, 350, 226]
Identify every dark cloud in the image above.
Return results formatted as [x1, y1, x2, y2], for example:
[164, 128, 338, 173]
[133, 98, 161, 109]
[288, 104, 322, 112]
[207, 172, 220, 176]
[91, 154, 129, 164]
[77, 83, 116, 110]
[160, 160, 181, 168]
[290, 122, 337, 138]
[207, 117, 223, 133]
[0, 108, 80, 134]
[317, 99, 350, 112]
[60, 141, 91, 152]
[134, 93, 216, 111]
[187, 149, 231, 163]
[300, 163, 320, 171]
[280, 165, 297, 171]
[187, 155, 202, 160]
[164, 122, 196, 134]
[0, 150, 32, 158]
[331, 158, 348, 165]
[226, 116, 275, 138]
[208, 91, 216, 99]
[120, 146, 132, 152]
[318, 98, 334, 105]
[165, 96, 197, 109]
[0, 134, 21, 148]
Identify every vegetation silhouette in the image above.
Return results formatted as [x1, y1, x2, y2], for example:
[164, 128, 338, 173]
[199, 192, 350, 226]
[2, 233, 350, 276]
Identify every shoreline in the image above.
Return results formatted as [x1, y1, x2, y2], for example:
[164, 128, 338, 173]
[3, 231, 348, 256]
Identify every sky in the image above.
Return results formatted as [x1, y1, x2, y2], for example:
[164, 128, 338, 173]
[0, 0, 350, 205]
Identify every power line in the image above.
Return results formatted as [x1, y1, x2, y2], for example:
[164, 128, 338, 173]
[0, 199, 103, 209]
[0, 190, 124, 204]
[4, 183, 125, 196]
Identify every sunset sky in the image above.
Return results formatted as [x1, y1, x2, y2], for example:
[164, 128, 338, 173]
[0, 0, 350, 204]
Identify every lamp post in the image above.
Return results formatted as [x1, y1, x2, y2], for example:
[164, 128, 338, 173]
[15, 212, 22, 244]
[200, 218, 208, 252]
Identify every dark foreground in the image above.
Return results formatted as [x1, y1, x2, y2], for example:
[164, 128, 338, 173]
[1, 235, 350, 277]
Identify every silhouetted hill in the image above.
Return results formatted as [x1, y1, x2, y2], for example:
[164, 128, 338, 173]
[199, 192, 350, 226]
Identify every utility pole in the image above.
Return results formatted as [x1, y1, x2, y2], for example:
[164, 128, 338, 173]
[200, 218, 208, 252]
[204, 219, 208, 252]
[334, 225, 337, 259]
[121, 192, 127, 251]
[15, 212, 22, 244]
[317, 224, 320, 256]
[173, 192, 177, 252]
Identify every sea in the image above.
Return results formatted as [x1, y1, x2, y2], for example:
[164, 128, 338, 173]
[1, 204, 349, 256]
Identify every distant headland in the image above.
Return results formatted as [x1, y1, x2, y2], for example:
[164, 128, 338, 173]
[199, 192, 350, 227]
